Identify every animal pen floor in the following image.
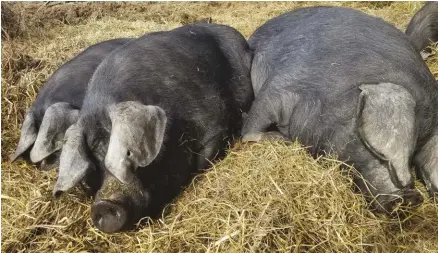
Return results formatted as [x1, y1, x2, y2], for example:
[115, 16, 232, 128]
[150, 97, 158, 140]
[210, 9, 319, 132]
[1, 2, 438, 252]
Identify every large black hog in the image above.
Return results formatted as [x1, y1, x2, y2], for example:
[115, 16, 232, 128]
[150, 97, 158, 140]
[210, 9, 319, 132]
[242, 6, 438, 213]
[11, 38, 132, 169]
[406, 2, 438, 58]
[53, 23, 253, 233]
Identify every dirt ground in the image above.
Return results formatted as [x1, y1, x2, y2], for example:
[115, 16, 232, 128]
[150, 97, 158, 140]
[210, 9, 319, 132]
[2, 2, 438, 253]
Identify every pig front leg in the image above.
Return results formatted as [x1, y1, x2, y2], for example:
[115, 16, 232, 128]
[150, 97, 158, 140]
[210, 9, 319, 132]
[241, 88, 298, 142]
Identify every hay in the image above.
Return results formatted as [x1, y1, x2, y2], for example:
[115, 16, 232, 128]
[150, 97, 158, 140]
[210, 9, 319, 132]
[1, 2, 21, 40]
[2, 2, 438, 252]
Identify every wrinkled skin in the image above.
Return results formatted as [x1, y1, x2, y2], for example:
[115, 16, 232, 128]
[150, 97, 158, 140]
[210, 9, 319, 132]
[243, 6, 438, 213]
[10, 38, 133, 169]
[406, 2, 438, 59]
[55, 23, 253, 233]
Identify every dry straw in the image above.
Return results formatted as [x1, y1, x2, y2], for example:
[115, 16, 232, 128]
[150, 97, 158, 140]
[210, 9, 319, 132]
[2, 2, 438, 252]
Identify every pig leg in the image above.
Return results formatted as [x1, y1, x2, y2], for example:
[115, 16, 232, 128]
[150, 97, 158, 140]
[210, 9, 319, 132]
[241, 89, 298, 142]
[414, 128, 438, 201]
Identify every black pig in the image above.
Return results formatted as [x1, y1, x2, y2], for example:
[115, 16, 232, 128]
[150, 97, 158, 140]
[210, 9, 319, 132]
[54, 23, 253, 233]
[243, 6, 438, 213]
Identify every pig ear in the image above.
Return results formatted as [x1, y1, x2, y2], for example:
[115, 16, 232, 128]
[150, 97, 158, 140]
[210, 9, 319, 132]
[30, 102, 79, 164]
[105, 101, 167, 184]
[10, 112, 38, 162]
[53, 123, 91, 198]
[357, 83, 416, 187]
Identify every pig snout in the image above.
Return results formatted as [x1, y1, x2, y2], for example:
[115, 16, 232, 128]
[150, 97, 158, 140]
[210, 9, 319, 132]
[91, 198, 130, 233]
[91, 172, 150, 233]
[372, 188, 424, 214]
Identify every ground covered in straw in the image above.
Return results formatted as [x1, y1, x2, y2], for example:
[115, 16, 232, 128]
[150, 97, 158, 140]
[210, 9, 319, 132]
[2, 2, 438, 252]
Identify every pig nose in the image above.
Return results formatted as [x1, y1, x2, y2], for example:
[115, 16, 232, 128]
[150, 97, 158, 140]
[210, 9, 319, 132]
[91, 200, 129, 233]
[400, 188, 424, 208]
[374, 188, 423, 214]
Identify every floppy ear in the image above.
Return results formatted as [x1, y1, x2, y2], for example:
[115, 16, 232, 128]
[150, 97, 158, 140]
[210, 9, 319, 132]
[53, 123, 91, 198]
[10, 112, 38, 162]
[105, 101, 167, 184]
[357, 83, 416, 187]
[30, 102, 79, 163]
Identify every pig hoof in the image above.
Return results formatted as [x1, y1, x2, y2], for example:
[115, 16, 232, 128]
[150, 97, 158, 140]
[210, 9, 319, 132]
[242, 131, 287, 142]
[91, 200, 129, 233]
